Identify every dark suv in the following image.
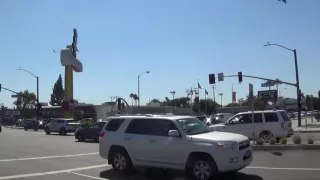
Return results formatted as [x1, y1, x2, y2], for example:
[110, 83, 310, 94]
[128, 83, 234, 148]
[24, 119, 39, 131]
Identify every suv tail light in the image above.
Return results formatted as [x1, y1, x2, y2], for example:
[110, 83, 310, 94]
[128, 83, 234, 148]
[99, 132, 105, 138]
[281, 122, 286, 129]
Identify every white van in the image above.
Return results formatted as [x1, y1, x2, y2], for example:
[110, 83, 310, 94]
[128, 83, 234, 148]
[209, 110, 292, 141]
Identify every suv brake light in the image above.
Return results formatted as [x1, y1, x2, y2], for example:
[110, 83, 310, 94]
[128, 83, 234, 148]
[99, 132, 105, 137]
[281, 122, 286, 129]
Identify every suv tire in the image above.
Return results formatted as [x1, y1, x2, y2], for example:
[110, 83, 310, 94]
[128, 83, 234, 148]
[59, 128, 67, 136]
[45, 127, 50, 135]
[186, 155, 218, 180]
[111, 148, 133, 176]
[77, 134, 85, 142]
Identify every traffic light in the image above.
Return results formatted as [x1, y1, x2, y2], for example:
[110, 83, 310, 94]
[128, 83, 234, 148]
[37, 103, 42, 114]
[209, 74, 215, 84]
[238, 72, 243, 83]
[117, 98, 121, 111]
[0, 84, 1, 92]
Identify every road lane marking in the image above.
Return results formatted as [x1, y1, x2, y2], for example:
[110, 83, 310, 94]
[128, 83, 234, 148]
[70, 172, 106, 180]
[0, 164, 110, 180]
[0, 152, 98, 162]
[247, 166, 320, 171]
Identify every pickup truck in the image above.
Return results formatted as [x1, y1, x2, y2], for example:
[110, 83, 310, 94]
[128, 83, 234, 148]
[44, 118, 82, 135]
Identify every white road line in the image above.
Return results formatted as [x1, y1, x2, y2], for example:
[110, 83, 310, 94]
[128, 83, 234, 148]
[70, 172, 106, 180]
[247, 166, 320, 171]
[0, 164, 110, 180]
[0, 152, 98, 162]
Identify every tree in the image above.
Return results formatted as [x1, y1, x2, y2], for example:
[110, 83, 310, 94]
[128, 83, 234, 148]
[162, 97, 190, 107]
[13, 90, 36, 110]
[150, 99, 161, 103]
[129, 93, 139, 106]
[50, 74, 64, 106]
[225, 102, 239, 107]
[192, 99, 219, 115]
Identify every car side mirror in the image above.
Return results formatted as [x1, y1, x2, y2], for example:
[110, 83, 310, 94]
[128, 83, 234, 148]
[168, 130, 180, 137]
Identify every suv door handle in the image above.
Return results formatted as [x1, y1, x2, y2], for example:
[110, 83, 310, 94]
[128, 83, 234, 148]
[149, 139, 156, 143]
[124, 137, 131, 141]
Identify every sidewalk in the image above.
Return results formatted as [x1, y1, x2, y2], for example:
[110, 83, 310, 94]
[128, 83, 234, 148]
[291, 117, 320, 132]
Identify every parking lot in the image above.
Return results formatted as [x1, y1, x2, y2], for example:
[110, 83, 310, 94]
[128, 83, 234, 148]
[1, 128, 320, 180]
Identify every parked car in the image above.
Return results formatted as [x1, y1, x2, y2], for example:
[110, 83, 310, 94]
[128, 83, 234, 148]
[44, 118, 82, 135]
[210, 113, 233, 124]
[209, 110, 293, 142]
[75, 121, 107, 142]
[24, 119, 39, 131]
[99, 114, 252, 180]
[38, 119, 54, 129]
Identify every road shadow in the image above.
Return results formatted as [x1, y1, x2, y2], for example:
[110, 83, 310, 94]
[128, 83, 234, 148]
[100, 168, 263, 180]
[74, 140, 99, 143]
[221, 172, 263, 180]
[46, 134, 74, 136]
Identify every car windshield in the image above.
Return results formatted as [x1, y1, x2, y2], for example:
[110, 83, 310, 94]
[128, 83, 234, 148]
[176, 117, 211, 135]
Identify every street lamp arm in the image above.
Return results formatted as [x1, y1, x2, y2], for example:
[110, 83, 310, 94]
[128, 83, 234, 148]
[138, 71, 150, 77]
[264, 43, 294, 52]
[17, 68, 38, 78]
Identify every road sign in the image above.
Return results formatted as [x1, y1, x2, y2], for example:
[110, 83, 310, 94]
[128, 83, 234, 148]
[249, 83, 253, 98]
[258, 90, 278, 101]
[261, 80, 276, 87]
[218, 73, 224, 81]
[232, 92, 236, 102]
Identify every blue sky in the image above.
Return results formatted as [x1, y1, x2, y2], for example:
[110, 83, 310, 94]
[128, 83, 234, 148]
[0, 0, 319, 107]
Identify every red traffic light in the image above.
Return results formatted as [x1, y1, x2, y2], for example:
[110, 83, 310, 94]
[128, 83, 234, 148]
[209, 74, 215, 84]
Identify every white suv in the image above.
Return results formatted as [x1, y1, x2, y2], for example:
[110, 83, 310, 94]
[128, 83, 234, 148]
[44, 118, 81, 135]
[209, 110, 293, 142]
[99, 115, 252, 180]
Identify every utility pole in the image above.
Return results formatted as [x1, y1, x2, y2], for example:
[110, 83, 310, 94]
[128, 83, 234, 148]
[218, 93, 223, 108]
[170, 91, 176, 113]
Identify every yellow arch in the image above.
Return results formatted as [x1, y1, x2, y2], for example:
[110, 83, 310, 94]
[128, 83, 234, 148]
[111, 98, 130, 112]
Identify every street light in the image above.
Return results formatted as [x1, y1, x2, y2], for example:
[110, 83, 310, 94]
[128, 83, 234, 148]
[17, 67, 39, 118]
[264, 42, 301, 127]
[218, 93, 223, 108]
[138, 71, 150, 106]
[170, 91, 176, 113]
[231, 83, 239, 114]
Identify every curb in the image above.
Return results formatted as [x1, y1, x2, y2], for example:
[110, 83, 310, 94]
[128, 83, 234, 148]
[294, 130, 320, 133]
[252, 144, 320, 151]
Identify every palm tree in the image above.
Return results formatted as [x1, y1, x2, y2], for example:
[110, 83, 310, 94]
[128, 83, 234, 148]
[129, 93, 134, 106]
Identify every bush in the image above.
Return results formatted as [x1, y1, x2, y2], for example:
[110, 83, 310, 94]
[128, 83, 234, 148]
[269, 137, 276, 145]
[256, 138, 264, 145]
[292, 134, 302, 144]
[280, 137, 288, 144]
[307, 136, 314, 144]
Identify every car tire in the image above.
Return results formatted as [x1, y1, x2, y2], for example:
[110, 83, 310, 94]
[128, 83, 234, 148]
[24, 127, 27, 131]
[34, 128, 38, 131]
[45, 128, 50, 135]
[185, 155, 218, 180]
[111, 148, 133, 176]
[59, 128, 67, 136]
[77, 134, 85, 142]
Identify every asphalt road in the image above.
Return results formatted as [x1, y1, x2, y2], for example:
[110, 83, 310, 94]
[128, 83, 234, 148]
[0, 128, 320, 180]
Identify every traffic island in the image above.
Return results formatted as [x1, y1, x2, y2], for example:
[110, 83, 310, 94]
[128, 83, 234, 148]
[251, 143, 320, 151]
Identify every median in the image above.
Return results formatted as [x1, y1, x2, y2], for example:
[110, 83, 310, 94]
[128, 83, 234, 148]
[251, 134, 320, 151]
